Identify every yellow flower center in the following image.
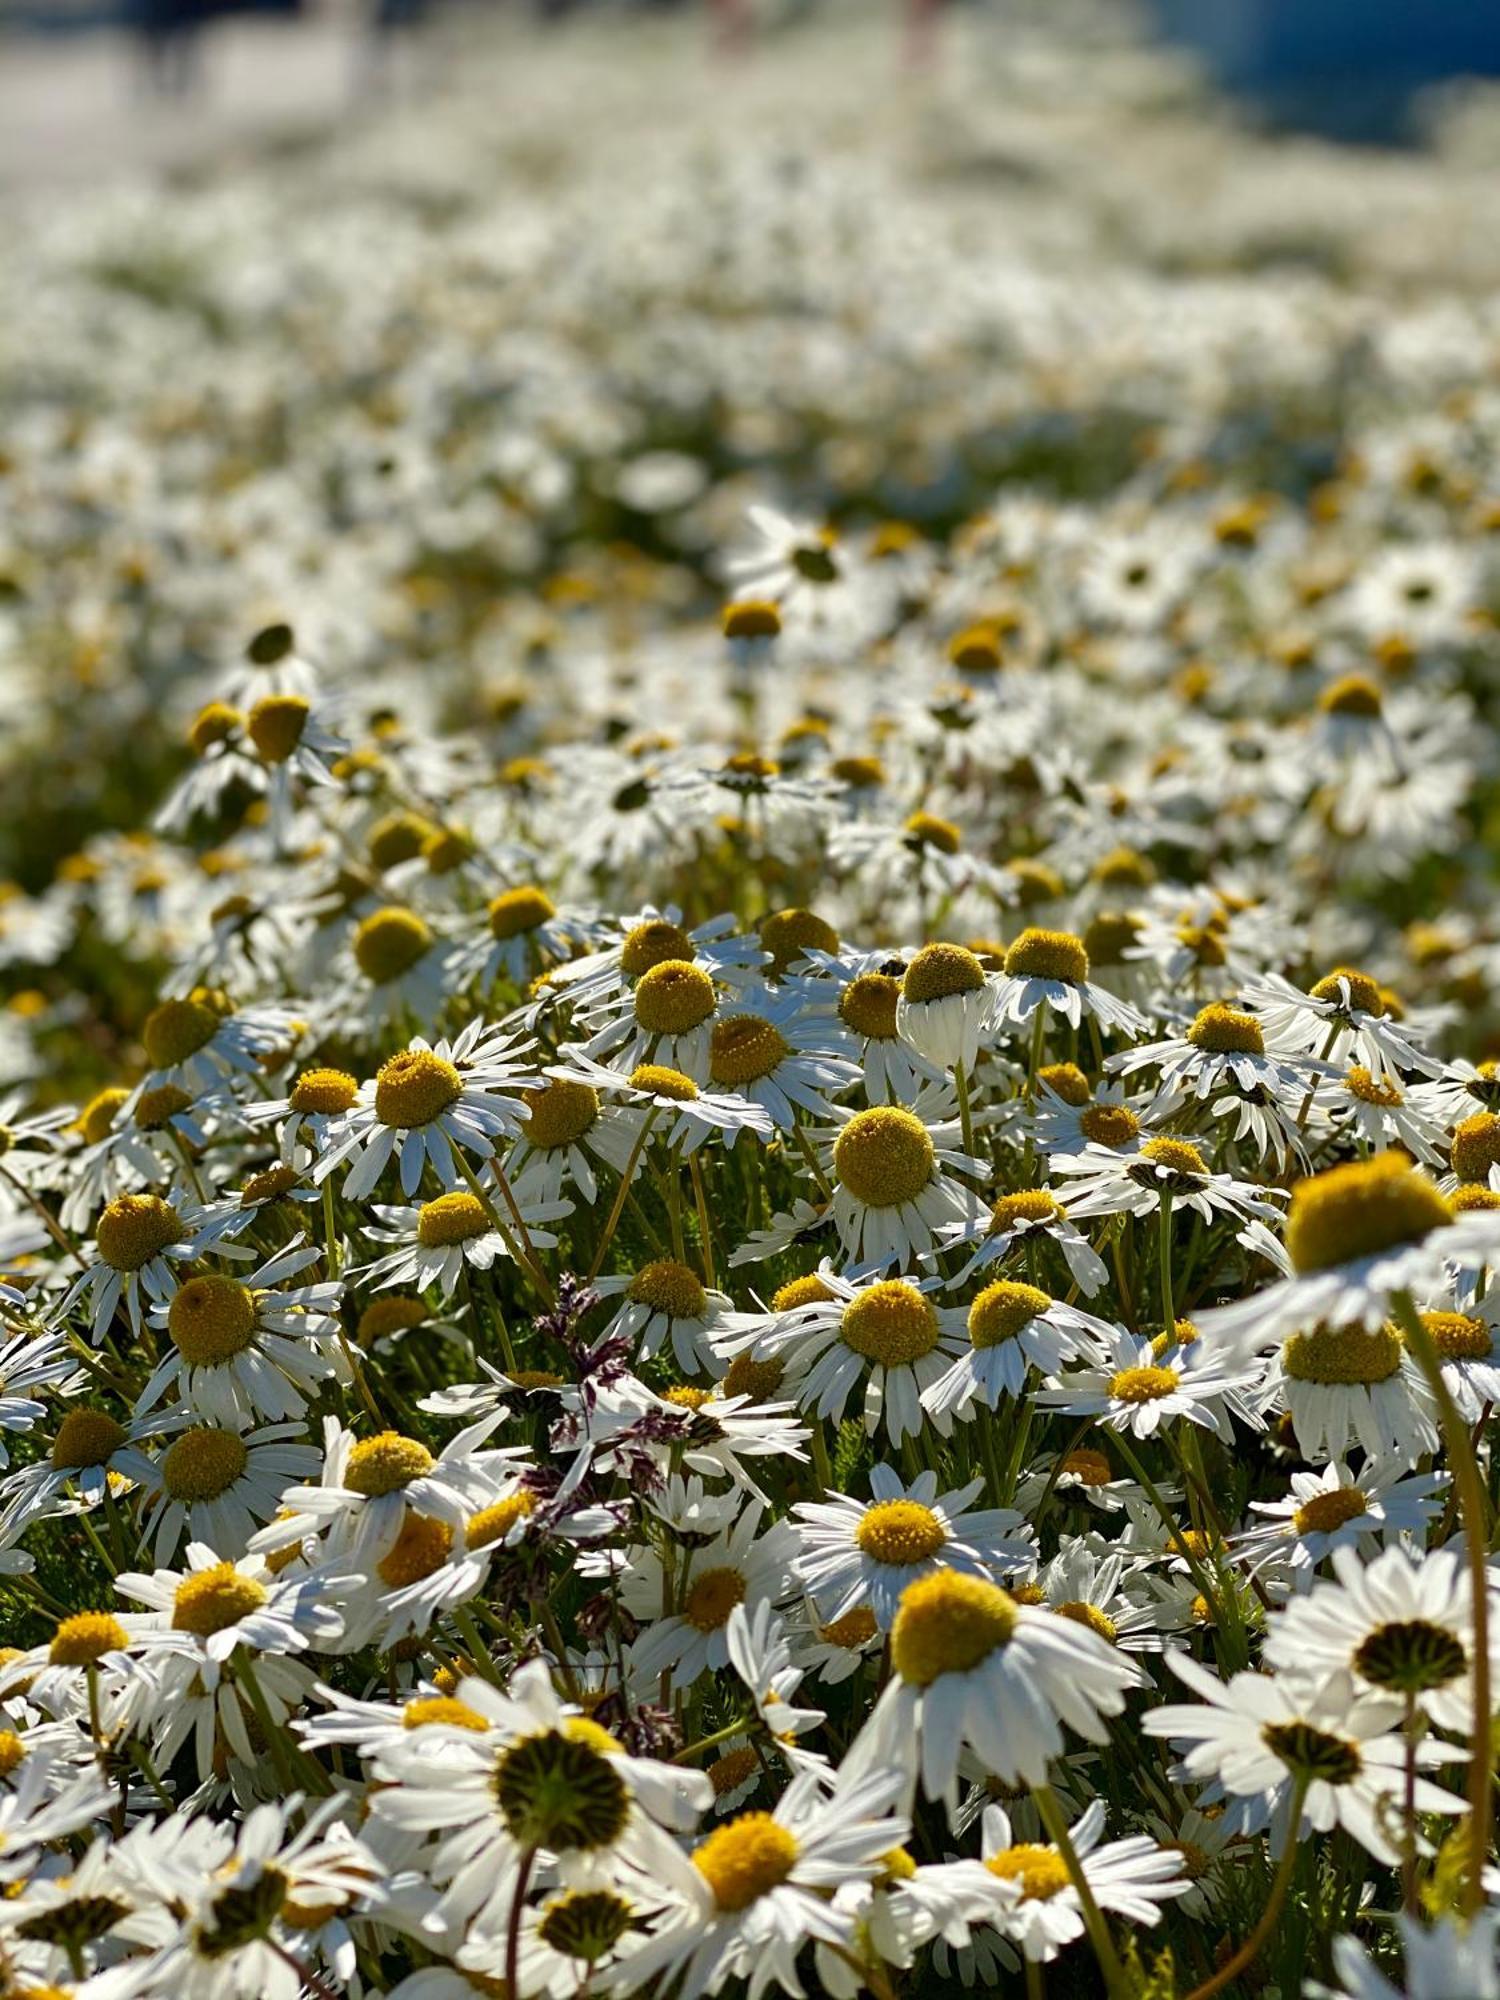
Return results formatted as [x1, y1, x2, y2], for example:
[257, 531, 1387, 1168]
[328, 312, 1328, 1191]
[94, 1184, 180, 1264]
[1319, 674, 1383, 719]
[833, 1107, 934, 1208]
[1004, 929, 1089, 983]
[168, 1276, 258, 1366]
[773, 1274, 836, 1312]
[344, 1432, 435, 1497]
[141, 998, 218, 1071]
[1309, 967, 1383, 1015]
[1080, 1103, 1141, 1147]
[841, 1282, 939, 1365]
[628, 1062, 699, 1100]
[760, 907, 838, 973]
[1186, 1004, 1264, 1056]
[949, 624, 1001, 673]
[50, 1612, 129, 1666]
[368, 811, 435, 871]
[693, 1813, 799, 1911]
[402, 1695, 489, 1731]
[467, 1490, 536, 1549]
[633, 960, 717, 1036]
[189, 700, 243, 754]
[374, 1048, 462, 1129]
[1054, 1600, 1118, 1643]
[855, 1499, 948, 1565]
[1139, 1136, 1209, 1179]
[722, 600, 782, 641]
[377, 1512, 454, 1588]
[832, 754, 886, 789]
[820, 1606, 878, 1648]
[0, 1730, 25, 1776]
[522, 1080, 599, 1151]
[839, 972, 901, 1042]
[1092, 846, 1155, 889]
[161, 1427, 249, 1501]
[1062, 1447, 1113, 1486]
[172, 1564, 268, 1636]
[422, 825, 475, 875]
[290, 1067, 358, 1116]
[357, 1296, 428, 1344]
[683, 1565, 747, 1633]
[1345, 1066, 1403, 1107]
[902, 943, 986, 1005]
[891, 1571, 1018, 1686]
[489, 886, 556, 941]
[989, 1188, 1064, 1233]
[709, 1746, 761, 1798]
[1109, 1365, 1180, 1403]
[620, 920, 696, 978]
[1084, 910, 1141, 966]
[1285, 1152, 1452, 1274]
[1421, 1311, 1491, 1361]
[1454, 1184, 1500, 1212]
[628, 1259, 708, 1321]
[354, 907, 433, 986]
[986, 1845, 1071, 1901]
[664, 1385, 713, 1411]
[1283, 1323, 1403, 1385]
[1039, 1062, 1090, 1106]
[723, 1352, 786, 1400]
[51, 1409, 126, 1470]
[134, 1083, 193, 1131]
[241, 1164, 299, 1207]
[905, 811, 961, 855]
[1452, 1114, 1500, 1184]
[246, 693, 310, 763]
[709, 1015, 789, 1086]
[1293, 1487, 1370, 1536]
[78, 1086, 129, 1146]
[968, 1279, 1050, 1349]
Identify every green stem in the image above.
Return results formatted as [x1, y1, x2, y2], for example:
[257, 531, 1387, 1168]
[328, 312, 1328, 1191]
[587, 1109, 660, 1281]
[1183, 1776, 1310, 2000]
[1032, 1782, 1128, 1998]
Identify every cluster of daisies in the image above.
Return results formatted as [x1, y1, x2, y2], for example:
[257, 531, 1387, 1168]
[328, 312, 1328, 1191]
[8, 9, 1500, 2000]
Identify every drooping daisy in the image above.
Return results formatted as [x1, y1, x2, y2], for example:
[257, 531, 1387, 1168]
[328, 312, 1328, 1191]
[990, 928, 1144, 1039]
[936, 1184, 1108, 1294]
[821, 1103, 980, 1272]
[1264, 1319, 1438, 1467]
[314, 1019, 540, 1200]
[895, 942, 999, 1074]
[847, 1569, 1141, 1809]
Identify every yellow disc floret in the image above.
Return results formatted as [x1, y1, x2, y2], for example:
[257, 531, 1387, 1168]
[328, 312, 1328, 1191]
[1293, 1487, 1369, 1536]
[246, 693, 310, 763]
[760, 908, 838, 972]
[171, 1565, 267, 1637]
[986, 1845, 1071, 1901]
[1109, 1365, 1179, 1403]
[627, 1259, 708, 1321]
[467, 1490, 536, 1550]
[633, 960, 717, 1036]
[1309, 967, 1383, 1015]
[141, 998, 218, 1069]
[839, 972, 900, 1041]
[693, 1813, 799, 1911]
[856, 1499, 948, 1565]
[354, 907, 433, 986]
[168, 1276, 258, 1366]
[489, 886, 556, 941]
[522, 1080, 599, 1151]
[51, 1409, 126, 1470]
[620, 919, 695, 977]
[161, 1427, 249, 1501]
[1284, 1152, 1452, 1274]
[1080, 1102, 1141, 1147]
[374, 1048, 462, 1128]
[1186, 1004, 1265, 1056]
[290, 1066, 358, 1116]
[377, 1512, 454, 1588]
[903, 943, 986, 1005]
[1283, 1324, 1403, 1385]
[968, 1280, 1050, 1349]
[891, 1571, 1018, 1686]
[684, 1566, 747, 1633]
[1451, 1114, 1500, 1185]
[833, 1107, 934, 1208]
[49, 1612, 128, 1666]
[1004, 929, 1089, 983]
[710, 1015, 789, 1086]
[628, 1062, 700, 1100]
[841, 1282, 939, 1365]
[344, 1432, 435, 1497]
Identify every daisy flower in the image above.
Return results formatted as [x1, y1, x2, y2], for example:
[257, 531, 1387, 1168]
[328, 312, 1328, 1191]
[614, 1766, 909, 2000]
[1237, 1459, 1446, 1590]
[802, 949, 945, 1102]
[972, 1798, 1187, 1963]
[0, 1404, 160, 1536]
[356, 1184, 568, 1296]
[937, 1184, 1108, 1295]
[1202, 1151, 1500, 1352]
[1240, 967, 1440, 1084]
[276, 1412, 520, 1563]
[0, 1323, 78, 1466]
[1032, 1071, 1149, 1157]
[990, 928, 1144, 1039]
[1315, 1062, 1449, 1167]
[848, 1568, 1141, 1809]
[454, 882, 595, 991]
[791, 1463, 1030, 1630]
[1265, 1543, 1499, 1735]
[700, 988, 859, 1131]
[1039, 1325, 1257, 1442]
[117, 1542, 346, 1668]
[334, 902, 458, 1028]
[595, 1259, 736, 1375]
[1324, 1910, 1500, 2000]
[821, 1103, 980, 1273]
[137, 1418, 321, 1564]
[1113, 1001, 1326, 1167]
[64, 1188, 196, 1341]
[621, 1501, 795, 1690]
[552, 1049, 773, 1156]
[923, 1280, 1114, 1417]
[1143, 1653, 1461, 1864]
[719, 1267, 967, 1446]
[138, 1240, 348, 1426]
[895, 942, 999, 1074]
[241, 1061, 360, 1166]
[314, 1018, 540, 1200]
[1048, 1132, 1282, 1230]
[1264, 1319, 1438, 1467]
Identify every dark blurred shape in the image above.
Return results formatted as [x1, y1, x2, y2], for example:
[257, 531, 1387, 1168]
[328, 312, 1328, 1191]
[1152, 0, 1500, 142]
